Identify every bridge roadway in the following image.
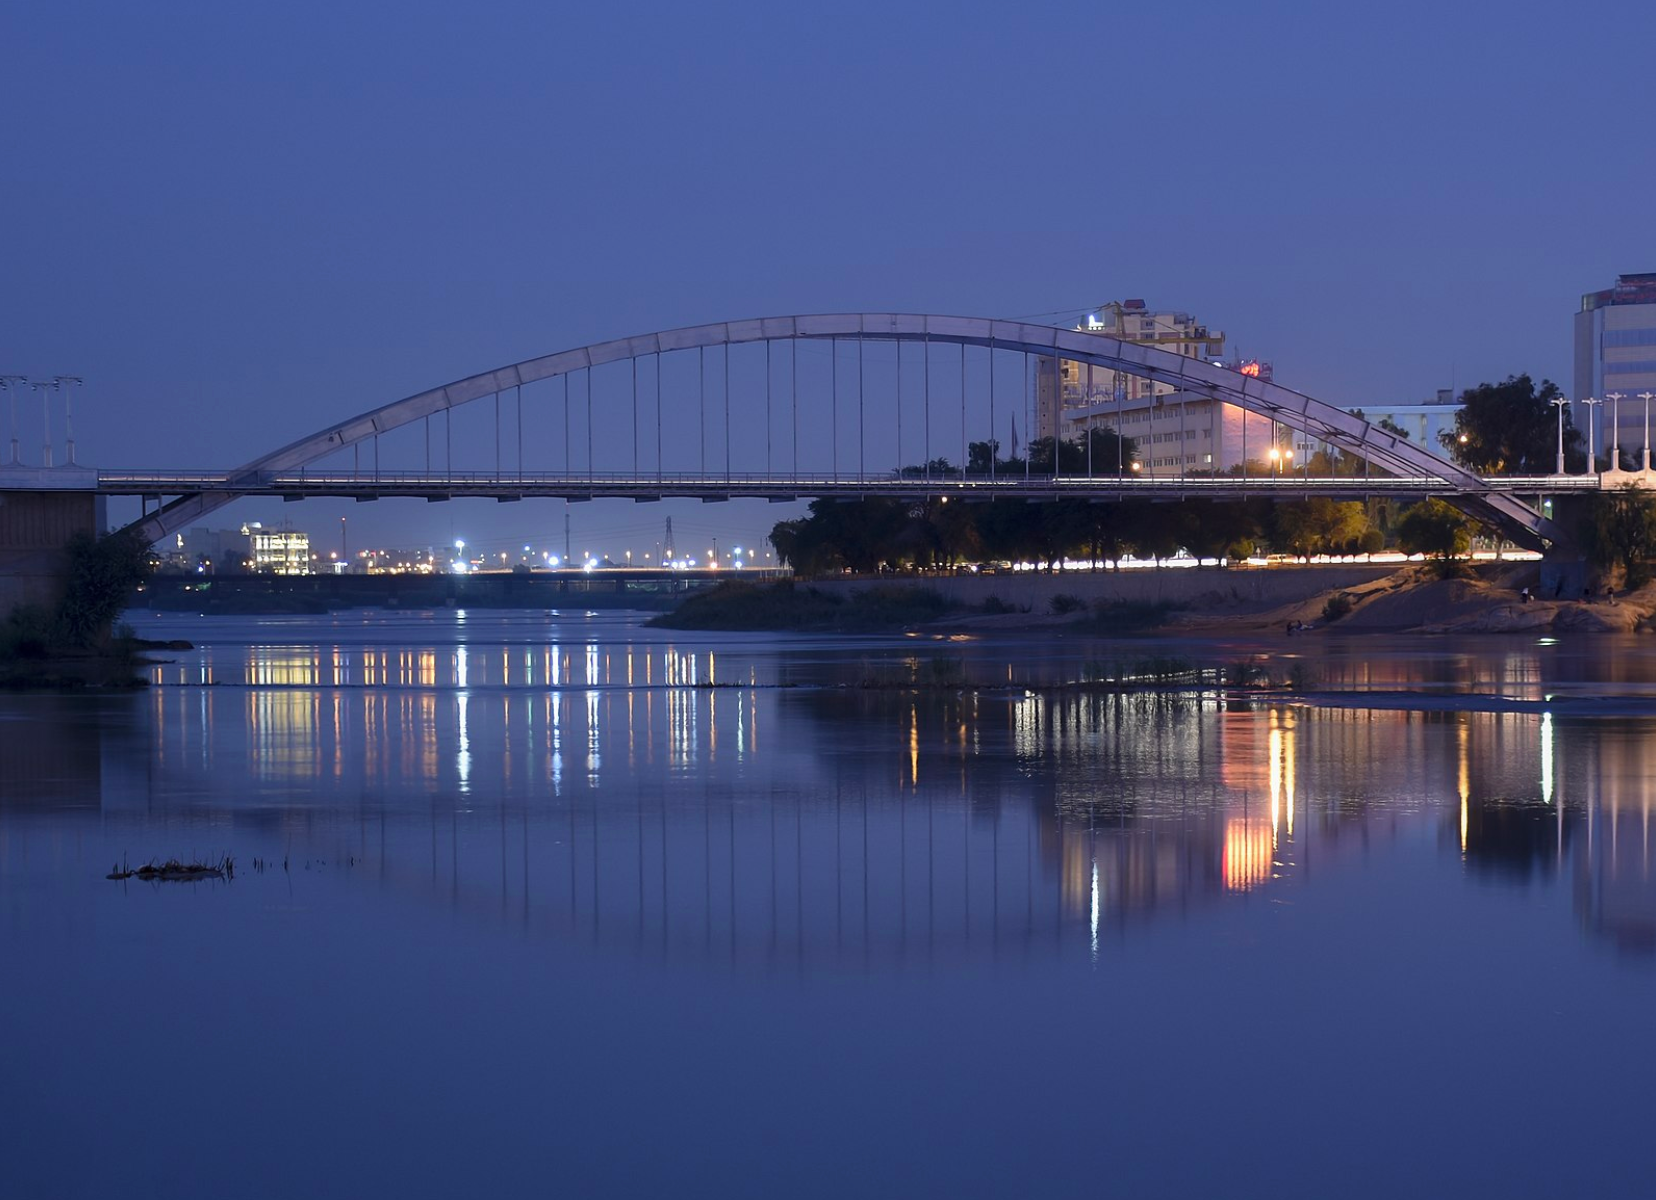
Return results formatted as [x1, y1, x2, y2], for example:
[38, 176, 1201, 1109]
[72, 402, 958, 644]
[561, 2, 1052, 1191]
[90, 468, 1605, 503]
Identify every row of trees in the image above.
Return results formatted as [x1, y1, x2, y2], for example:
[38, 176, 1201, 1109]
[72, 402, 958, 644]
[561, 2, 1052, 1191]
[769, 494, 1472, 575]
[768, 375, 1656, 582]
[915, 376, 1593, 484]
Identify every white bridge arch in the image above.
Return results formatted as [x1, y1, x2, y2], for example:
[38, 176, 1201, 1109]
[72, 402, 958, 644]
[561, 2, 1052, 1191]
[128, 313, 1568, 549]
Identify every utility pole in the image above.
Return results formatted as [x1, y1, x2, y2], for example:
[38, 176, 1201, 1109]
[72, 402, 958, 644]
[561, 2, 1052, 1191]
[663, 516, 675, 564]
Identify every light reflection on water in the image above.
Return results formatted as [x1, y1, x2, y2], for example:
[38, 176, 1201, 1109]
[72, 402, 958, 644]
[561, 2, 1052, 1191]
[6, 610, 1656, 1196]
[4, 614, 1655, 963]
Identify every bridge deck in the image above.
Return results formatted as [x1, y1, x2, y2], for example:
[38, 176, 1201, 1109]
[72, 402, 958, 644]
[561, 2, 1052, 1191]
[50, 469, 1610, 502]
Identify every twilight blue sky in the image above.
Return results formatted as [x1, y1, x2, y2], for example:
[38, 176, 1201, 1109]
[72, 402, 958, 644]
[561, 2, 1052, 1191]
[5, 0, 1654, 559]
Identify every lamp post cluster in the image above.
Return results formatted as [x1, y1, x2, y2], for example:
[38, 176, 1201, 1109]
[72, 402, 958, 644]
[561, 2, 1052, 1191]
[1558, 392, 1656, 475]
[0, 375, 83, 467]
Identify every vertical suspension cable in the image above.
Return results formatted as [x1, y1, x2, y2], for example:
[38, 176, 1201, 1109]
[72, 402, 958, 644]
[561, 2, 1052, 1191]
[724, 342, 731, 480]
[791, 338, 798, 484]
[988, 337, 996, 483]
[924, 333, 931, 482]
[831, 338, 838, 481]
[586, 367, 594, 486]
[632, 356, 639, 479]
[564, 373, 570, 478]
[699, 346, 706, 477]
[1024, 354, 1030, 481]
[425, 414, 430, 474]
[959, 343, 966, 480]
[765, 339, 772, 479]
[446, 406, 452, 477]
[858, 330, 865, 483]
[495, 390, 501, 480]
[896, 339, 903, 477]
[656, 352, 663, 485]
[1087, 363, 1094, 479]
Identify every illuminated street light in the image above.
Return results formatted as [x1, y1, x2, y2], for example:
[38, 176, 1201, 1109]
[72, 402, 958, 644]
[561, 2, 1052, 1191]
[1639, 392, 1655, 471]
[1582, 397, 1603, 473]
[54, 376, 82, 465]
[1607, 392, 1626, 469]
[0, 376, 25, 464]
[1550, 396, 1569, 474]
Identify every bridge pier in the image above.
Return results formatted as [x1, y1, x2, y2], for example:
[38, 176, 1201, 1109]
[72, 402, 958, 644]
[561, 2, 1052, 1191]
[0, 490, 107, 613]
[1598, 467, 1656, 489]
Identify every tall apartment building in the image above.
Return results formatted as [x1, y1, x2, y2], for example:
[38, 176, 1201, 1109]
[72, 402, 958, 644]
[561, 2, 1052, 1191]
[1574, 273, 1656, 458]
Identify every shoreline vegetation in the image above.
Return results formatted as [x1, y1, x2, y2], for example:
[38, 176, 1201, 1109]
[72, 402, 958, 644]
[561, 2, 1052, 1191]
[649, 564, 1656, 638]
[1, 530, 152, 688]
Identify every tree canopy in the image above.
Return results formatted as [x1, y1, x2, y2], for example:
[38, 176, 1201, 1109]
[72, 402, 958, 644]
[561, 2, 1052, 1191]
[1394, 499, 1471, 567]
[1441, 375, 1581, 474]
[1580, 486, 1656, 587]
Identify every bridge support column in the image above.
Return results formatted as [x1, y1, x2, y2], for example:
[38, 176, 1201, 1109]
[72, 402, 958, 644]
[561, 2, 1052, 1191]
[0, 491, 107, 613]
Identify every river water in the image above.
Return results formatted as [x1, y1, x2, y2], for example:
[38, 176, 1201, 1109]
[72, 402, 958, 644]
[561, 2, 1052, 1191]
[4, 609, 1654, 1197]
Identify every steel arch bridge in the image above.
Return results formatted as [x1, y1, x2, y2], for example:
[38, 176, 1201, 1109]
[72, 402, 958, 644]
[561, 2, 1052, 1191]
[126, 313, 1570, 550]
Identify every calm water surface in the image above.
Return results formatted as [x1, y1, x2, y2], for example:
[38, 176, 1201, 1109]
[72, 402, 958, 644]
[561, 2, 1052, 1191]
[4, 609, 1655, 1198]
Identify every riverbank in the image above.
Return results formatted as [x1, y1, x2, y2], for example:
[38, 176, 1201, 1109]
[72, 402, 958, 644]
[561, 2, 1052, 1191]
[652, 564, 1656, 636]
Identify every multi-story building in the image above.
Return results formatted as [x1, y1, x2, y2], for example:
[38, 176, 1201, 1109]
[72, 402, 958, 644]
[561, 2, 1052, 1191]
[1575, 273, 1656, 461]
[1346, 390, 1462, 455]
[176, 526, 251, 573]
[243, 522, 312, 574]
[1034, 300, 1293, 473]
[1035, 301, 1227, 443]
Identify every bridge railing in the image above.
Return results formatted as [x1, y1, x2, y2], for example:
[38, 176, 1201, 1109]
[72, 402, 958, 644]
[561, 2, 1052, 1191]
[88, 467, 1608, 495]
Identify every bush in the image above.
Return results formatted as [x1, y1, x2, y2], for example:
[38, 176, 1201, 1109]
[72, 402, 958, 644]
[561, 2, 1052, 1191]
[1089, 600, 1180, 632]
[0, 605, 54, 659]
[1321, 593, 1354, 622]
[1049, 593, 1086, 615]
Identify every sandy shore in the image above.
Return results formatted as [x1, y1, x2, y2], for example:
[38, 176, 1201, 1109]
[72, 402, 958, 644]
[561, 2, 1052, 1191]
[926, 564, 1656, 636]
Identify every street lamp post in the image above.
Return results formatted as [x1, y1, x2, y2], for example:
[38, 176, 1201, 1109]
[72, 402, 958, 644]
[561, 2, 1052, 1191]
[1641, 392, 1656, 472]
[1582, 397, 1603, 473]
[0, 377, 25, 464]
[1550, 396, 1570, 474]
[1607, 392, 1626, 470]
[54, 376, 82, 465]
[31, 379, 55, 467]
